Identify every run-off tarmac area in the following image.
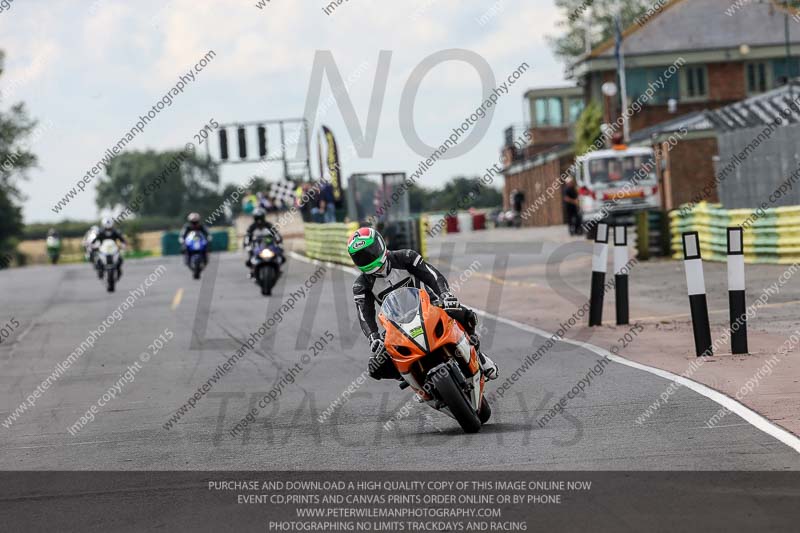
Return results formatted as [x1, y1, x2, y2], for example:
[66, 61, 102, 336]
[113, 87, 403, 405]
[0, 251, 797, 470]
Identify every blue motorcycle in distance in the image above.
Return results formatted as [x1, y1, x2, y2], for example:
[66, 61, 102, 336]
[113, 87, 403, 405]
[248, 232, 283, 296]
[184, 231, 209, 280]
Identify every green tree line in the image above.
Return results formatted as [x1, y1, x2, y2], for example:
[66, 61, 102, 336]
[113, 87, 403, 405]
[408, 177, 503, 213]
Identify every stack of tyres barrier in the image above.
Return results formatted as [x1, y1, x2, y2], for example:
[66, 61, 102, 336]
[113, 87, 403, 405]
[161, 231, 183, 256]
[419, 216, 428, 259]
[303, 220, 428, 263]
[427, 214, 445, 236]
[670, 202, 800, 264]
[303, 222, 360, 264]
[161, 230, 230, 256]
[209, 231, 229, 252]
[387, 218, 419, 250]
[619, 211, 667, 259]
[228, 227, 239, 251]
[384, 217, 427, 258]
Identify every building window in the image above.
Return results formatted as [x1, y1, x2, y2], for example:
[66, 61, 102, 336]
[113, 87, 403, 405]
[534, 97, 564, 126]
[567, 98, 585, 123]
[625, 67, 680, 105]
[682, 66, 708, 100]
[772, 58, 800, 87]
[746, 62, 769, 94]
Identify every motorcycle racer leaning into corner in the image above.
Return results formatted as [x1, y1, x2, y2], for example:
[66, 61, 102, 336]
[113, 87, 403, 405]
[347, 227, 498, 381]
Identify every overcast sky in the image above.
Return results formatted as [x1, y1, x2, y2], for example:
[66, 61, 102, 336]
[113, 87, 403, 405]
[1, 0, 570, 223]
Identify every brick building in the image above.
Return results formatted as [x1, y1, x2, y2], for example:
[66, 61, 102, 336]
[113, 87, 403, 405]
[504, 0, 800, 225]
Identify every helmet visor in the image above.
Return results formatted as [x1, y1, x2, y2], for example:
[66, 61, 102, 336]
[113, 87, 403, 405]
[355, 250, 387, 274]
[350, 239, 384, 265]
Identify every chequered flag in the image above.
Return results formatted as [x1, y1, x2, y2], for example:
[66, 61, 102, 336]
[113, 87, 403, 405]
[269, 180, 296, 206]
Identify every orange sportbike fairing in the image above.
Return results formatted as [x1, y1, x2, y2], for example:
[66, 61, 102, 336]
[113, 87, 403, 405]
[378, 288, 482, 397]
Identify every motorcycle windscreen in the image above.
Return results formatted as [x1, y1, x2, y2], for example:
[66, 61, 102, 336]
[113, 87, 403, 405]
[380, 287, 420, 325]
[99, 239, 118, 255]
[186, 232, 205, 250]
[252, 229, 275, 244]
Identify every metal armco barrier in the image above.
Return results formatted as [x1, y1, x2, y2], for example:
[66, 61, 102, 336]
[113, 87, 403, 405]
[682, 231, 713, 357]
[670, 202, 800, 264]
[303, 222, 359, 264]
[589, 222, 609, 327]
[613, 225, 629, 326]
[727, 227, 748, 355]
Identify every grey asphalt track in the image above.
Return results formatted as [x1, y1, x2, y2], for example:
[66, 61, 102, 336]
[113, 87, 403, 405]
[0, 250, 798, 470]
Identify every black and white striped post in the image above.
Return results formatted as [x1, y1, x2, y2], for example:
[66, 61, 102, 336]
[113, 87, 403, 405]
[727, 227, 748, 354]
[613, 225, 629, 325]
[589, 222, 609, 327]
[682, 231, 713, 357]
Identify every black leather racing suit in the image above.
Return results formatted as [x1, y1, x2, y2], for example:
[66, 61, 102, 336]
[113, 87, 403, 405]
[245, 221, 282, 246]
[244, 221, 283, 267]
[92, 228, 127, 246]
[353, 249, 478, 379]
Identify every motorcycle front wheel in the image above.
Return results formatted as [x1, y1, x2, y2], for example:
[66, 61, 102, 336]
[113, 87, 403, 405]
[478, 398, 492, 424]
[260, 265, 277, 296]
[107, 269, 115, 292]
[191, 256, 202, 280]
[432, 369, 481, 433]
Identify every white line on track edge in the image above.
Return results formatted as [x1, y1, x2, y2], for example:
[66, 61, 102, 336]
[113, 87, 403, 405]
[289, 250, 800, 454]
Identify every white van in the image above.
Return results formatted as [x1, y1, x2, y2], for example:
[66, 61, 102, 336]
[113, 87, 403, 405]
[574, 145, 661, 226]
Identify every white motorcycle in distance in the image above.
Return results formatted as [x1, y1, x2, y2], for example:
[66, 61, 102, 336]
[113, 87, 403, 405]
[96, 239, 122, 292]
[82, 227, 100, 266]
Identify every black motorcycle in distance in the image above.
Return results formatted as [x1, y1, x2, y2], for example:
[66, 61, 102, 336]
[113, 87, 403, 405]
[247, 231, 284, 296]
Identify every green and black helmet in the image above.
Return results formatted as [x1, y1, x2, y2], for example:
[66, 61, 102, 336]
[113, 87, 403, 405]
[347, 227, 387, 274]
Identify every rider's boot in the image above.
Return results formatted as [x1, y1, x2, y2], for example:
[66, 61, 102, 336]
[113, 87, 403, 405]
[469, 334, 498, 380]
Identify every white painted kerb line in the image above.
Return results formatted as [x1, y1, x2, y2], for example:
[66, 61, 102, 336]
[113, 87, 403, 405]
[288, 251, 800, 455]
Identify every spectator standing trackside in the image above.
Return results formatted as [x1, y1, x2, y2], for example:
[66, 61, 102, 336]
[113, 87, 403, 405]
[299, 183, 313, 222]
[563, 177, 582, 236]
[263, 194, 276, 213]
[257, 192, 268, 212]
[310, 183, 324, 223]
[243, 192, 258, 215]
[511, 189, 525, 228]
[320, 181, 336, 223]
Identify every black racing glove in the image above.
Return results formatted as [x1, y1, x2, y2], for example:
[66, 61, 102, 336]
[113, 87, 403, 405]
[367, 332, 387, 376]
[368, 332, 385, 355]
